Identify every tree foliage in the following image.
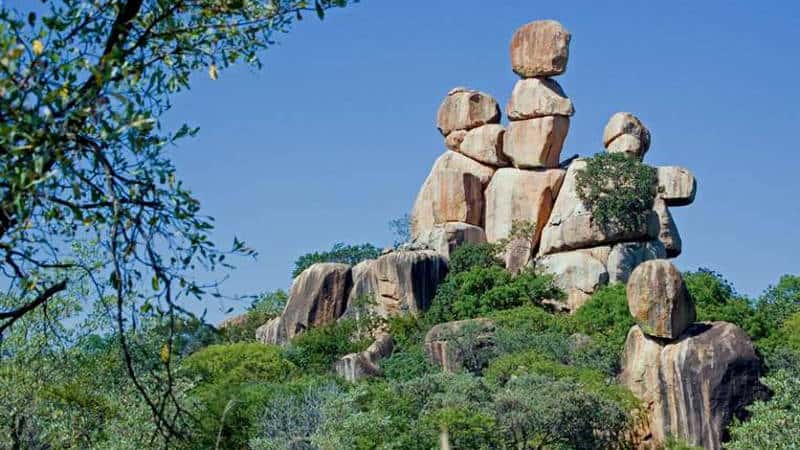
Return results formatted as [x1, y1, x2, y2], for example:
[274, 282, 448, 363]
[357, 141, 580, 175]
[292, 242, 381, 278]
[575, 152, 658, 232]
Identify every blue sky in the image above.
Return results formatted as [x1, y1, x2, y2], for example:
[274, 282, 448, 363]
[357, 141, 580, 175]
[9, 1, 800, 320]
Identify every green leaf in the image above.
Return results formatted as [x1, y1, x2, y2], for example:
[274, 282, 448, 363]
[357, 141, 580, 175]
[151, 275, 159, 291]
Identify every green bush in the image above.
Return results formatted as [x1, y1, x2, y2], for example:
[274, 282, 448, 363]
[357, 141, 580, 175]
[447, 242, 503, 275]
[572, 284, 635, 368]
[425, 266, 562, 325]
[758, 311, 800, 374]
[220, 290, 287, 343]
[684, 269, 755, 332]
[483, 350, 637, 410]
[727, 370, 800, 449]
[494, 374, 630, 450]
[575, 152, 658, 233]
[292, 242, 381, 278]
[283, 319, 372, 374]
[750, 274, 800, 341]
[180, 343, 298, 450]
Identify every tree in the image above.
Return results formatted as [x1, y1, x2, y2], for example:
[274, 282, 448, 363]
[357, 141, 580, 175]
[727, 371, 800, 449]
[0, 0, 356, 440]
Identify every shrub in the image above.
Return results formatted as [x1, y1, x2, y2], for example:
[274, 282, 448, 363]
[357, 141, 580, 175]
[727, 370, 800, 449]
[283, 319, 373, 374]
[425, 266, 562, 325]
[758, 311, 800, 374]
[292, 242, 381, 278]
[381, 344, 433, 382]
[179, 343, 298, 450]
[750, 275, 800, 341]
[221, 290, 287, 343]
[447, 242, 504, 275]
[493, 374, 630, 450]
[575, 152, 658, 233]
[684, 269, 755, 332]
[483, 350, 637, 410]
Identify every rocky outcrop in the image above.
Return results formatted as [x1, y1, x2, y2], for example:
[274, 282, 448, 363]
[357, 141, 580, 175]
[436, 88, 501, 136]
[657, 166, 697, 206]
[620, 324, 766, 449]
[653, 198, 682, 257]
[408, 222, 487, 259]
[375, 250, 448, 317]
[510, 20, 571, 78]
[259, 263, 352, 345]
[626, 259, 695, 339]
[459, 124, 508, 167]
[538, 159, 660, 255]
[603, 112, 651, 160]
[535, 250, 608, 311]
[503, 116, 570, 169]
[411, 151, 494, 239]
[507, 78, 574, 120]
[484, 168, 565, 245]
[333, 333, 394, 382]
[606, 240, 667, 284]
[425, 318, 496, 373]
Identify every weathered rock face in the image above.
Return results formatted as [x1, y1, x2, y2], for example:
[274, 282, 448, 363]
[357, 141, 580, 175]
[535, 250, 608, 311]
[538, 160, 660, 255]
[445, 129, 467, 151]
[484, 168, 566, 245]
[411, 152, 495, 239]
[603, 112, 651, 160]
[273, 263, 353, 343]
[507, 78, 574, 120]
[510, 20, 571, 78]
[255, 316, 287, 346]
[436, 89, 501, 136]
[459, 124, 508, 167]
[410, 222, 487, 259]
[333, 333, 394, 382]
[606, 240, 667, 284]
[657, 166, 697, 206]
[425, 318, 496, 373]
[503, 116, 570, 169]
[626, 260, 695, 339]
[653, 197, 682, 257]
[619, 323, 766, 450]
[375, 250, 448, 317]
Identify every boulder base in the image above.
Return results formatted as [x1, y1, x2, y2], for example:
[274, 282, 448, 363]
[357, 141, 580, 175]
[619, 323, 766, 450]
[375, 250, 448, 317]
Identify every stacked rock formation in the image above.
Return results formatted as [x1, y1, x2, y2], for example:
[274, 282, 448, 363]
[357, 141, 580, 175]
[257, 252, 447, 348]
[619, 260, 765, 450]
[410, 19, 698, 312]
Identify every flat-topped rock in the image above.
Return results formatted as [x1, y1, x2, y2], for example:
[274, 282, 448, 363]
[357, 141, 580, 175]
[436, 88, 501, 136]
[459, 124, 508, 167]
[503, 116, 570, 169]
[507, 78, 574, 120]
[626, 259, 696, 339]
[657, 166, 697, 206]
[374, 250, 448, 317]
[510, 20, 571, 78]
[410, 222, 487, 259]
[410, 151, 495, 239]
[603, 112, 651, 160]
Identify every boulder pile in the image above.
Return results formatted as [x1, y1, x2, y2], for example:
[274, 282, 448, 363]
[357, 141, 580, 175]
[619, 260, 766, 450]
[410, 19, 697, 312]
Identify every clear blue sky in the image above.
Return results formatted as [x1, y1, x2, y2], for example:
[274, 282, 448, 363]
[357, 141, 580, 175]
[10, 1, 800, 320]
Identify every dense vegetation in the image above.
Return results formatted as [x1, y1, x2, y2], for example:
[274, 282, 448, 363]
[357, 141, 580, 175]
[5, 241, 797, 449]
[575, 152, 659, 232]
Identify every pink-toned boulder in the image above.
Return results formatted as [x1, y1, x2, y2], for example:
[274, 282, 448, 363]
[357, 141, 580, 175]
[626, 259, 696, 339]
[507, 78, 574, 120]
[603, 112, 651, 160]
[436, 88, 500, 136]
[459, 124, 508, 167]
[411, 152, 495, 239]
[445, 129, 468, 151]
[657, 166, 697, 206]
[510, 20, 571, 78]
[503, 116, 570, 169]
